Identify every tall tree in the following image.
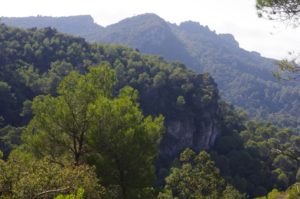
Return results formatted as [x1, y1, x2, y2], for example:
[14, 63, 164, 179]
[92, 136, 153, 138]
[24, 64, 115, 165]
[88, 86, 164, 199]
[158, 149, 244, 199]
[0, 150, 105, 199]
[24, 64, 164, 198]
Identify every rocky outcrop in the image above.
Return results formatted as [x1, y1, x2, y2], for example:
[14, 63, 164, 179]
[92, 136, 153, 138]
[156, 109, 221, 184]
[159, 112, 220, 162]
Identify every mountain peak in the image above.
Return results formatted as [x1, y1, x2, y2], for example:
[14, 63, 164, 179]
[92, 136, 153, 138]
[134, 13, 163, 19]
[180, 21, 201, 27]
[219, 33, 239, 47]
[128, 13, 165, 22]
[179, 21, 212, 34]
[108, 13, 166, 29]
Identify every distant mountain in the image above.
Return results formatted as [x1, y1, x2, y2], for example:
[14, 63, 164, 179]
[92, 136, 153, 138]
[2, 14, 300, 128]
[90, 14, 196, 67]
[1, 15, 103, 37]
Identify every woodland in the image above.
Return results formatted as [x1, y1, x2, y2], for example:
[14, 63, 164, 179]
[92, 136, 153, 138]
[0, 0, 300, 198]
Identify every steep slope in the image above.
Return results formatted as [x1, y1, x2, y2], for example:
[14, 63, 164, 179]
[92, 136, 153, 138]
[171, 21, 299, 116]
[86, 14, 300, 129]
[93, 14, 299, 120]
[91, 14, 196, 67]
[1, 24, 299, 197]
[2, 14, 300, 129]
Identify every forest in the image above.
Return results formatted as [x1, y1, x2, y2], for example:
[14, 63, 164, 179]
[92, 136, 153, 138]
[0, 22, 299, 198]
[3, 13, 300, 130]
[0, 1, 300, 198]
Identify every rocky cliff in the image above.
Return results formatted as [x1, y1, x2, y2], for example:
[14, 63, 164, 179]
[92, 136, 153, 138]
[161, 114, 220, 159]
[157, 107, 221, 182]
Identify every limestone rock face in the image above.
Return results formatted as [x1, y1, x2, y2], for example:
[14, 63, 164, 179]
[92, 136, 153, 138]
[160, 113, 220, 162]
[156, 107, 221, 184]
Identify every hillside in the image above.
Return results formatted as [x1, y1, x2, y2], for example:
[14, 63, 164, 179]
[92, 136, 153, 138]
[0, 23, 222, 164]
[0, 23, 299, 198]
[2, 14, 299, 128]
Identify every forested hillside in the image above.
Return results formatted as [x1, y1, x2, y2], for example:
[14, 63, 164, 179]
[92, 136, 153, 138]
[0, 23, 299, 198]
[3, 14, 299, 129]
[92, 14, 300, 130]
[0, 23, 221, 156]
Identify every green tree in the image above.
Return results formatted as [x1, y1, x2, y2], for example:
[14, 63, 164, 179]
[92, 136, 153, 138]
[256, 0, 300, 81]
[176, 96, 186, 107]
[0, 81, 16, 126]
[0, 125, 23, 158]
[273, 59, 300, 81]
[87, 86, 164, 199]
[0, 150, 105, 199]
[24, 64, 115, 165]
[256, 0, 300, 22]
[47, 61, 75, 94]
[286, 183, 300, 199]
[55, 188, 84, 199]
[23, 63, 164, 198]
[257, 183, 300, 199]
[158, 149, 244, 199]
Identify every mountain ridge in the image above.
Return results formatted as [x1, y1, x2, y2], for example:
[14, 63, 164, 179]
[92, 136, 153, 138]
[2, 13, 300, 129]
[1, 15, 103, 37]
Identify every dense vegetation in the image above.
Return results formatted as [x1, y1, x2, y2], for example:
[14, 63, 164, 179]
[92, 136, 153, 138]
[158, 149, 244, 198]
[3, 14, 300, 129]
[91, 14, 300, 130]
[0, 24, 299, 198]
[213, 117, 300, 197]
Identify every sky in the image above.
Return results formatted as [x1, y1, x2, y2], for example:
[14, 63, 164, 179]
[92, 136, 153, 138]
[1, 0, 300, 60]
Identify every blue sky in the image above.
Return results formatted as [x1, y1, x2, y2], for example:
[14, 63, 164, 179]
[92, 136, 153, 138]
[1, 0, 300, 59]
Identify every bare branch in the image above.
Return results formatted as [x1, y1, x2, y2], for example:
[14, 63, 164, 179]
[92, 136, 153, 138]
[33, 187, 70, 199]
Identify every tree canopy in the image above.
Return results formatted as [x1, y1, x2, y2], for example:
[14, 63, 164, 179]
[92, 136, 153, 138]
[256, 0, 300, 82]
[0, 150, 105, 199]
[256, 0, 300, 22]
[23, 63, 164, 198]
[24, 65, 115, 165]
[158, 149, 244, 199]
[1, 23, 300, 198]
